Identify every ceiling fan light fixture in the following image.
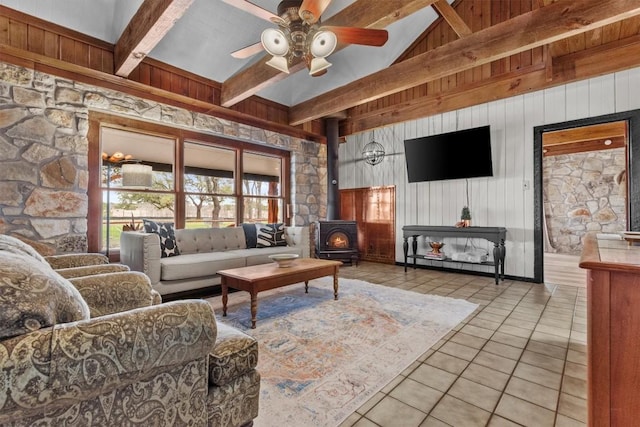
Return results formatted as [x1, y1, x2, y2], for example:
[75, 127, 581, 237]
[266, 55, 290, 73]
[261, 28, 290, 57]
[310, 30, 337, 58]
[309, 57, 332, 75]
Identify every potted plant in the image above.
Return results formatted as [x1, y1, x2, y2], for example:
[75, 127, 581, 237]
[460, 206, 471, 227]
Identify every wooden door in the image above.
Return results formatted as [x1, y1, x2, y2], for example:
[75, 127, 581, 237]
[340, 186, 395, 264]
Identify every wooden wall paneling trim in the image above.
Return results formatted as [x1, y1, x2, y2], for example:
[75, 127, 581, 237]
[27, 25, 44, 55]
[0, 16, 8, 44]
[87, 117, 102, 253]
[619, 15, 640, 38]
[9, 18, 27, 50]
[88, 45, 103, 71]
[0, 46, 325, 143]
[74, 39, 90, 68]
[42, 30, 58, 59]
[0, 5, 113, 50]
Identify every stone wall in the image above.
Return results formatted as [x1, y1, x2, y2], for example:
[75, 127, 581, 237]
[0, 61, 326, 253]
[543, 147, 626, 254]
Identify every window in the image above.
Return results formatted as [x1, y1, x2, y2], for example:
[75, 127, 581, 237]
[89, 113, 290, 255]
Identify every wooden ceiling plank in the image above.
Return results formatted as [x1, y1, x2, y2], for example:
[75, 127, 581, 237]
[290, 0, 640, 126]
[432, 0, 472, 38]
[114, 0, 194, 77]
[220, 0, 438, 108]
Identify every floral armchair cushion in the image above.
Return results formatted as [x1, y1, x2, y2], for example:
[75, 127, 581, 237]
[0, 252, 90, 339]
[0, 233, 47, 264]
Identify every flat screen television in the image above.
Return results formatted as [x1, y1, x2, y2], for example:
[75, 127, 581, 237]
[404, 125, 493, 183]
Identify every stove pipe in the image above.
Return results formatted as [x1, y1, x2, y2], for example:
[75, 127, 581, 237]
[326, 118, 340, 220]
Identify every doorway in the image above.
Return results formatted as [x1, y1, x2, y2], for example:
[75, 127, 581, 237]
[533, 109, 640, 283]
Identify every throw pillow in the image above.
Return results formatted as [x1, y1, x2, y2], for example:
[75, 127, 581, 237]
[256, 223, 286, 248]
[0, 251, 90, 340]
[241, 223, 258, 248]
[143, 219, 180, 258]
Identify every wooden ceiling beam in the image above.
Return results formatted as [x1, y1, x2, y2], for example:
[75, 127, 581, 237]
[431, 0, 471, 38]
[290, 0, 640, 126]
[220, 0, 438, 108]
[114, 0, 194, 77]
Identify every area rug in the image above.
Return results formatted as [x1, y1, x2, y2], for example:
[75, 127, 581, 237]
[208, 277, 478, 427]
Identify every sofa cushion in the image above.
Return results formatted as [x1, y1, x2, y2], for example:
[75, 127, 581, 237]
[0, 252, 90, 339]
[160, 252, 246, 281]
[0, 234, 48, 264]
[241, 223, 258, 248]
[208, 322, 258, 386]
[175, 227, 247, 254]
[143, 219, 180, 258]
[256, 223, 286, 248]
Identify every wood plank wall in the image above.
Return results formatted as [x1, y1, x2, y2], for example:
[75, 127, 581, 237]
[0, 6, 324, 137]
[340, 0, 640, 136]
[339, 67, 640, 280]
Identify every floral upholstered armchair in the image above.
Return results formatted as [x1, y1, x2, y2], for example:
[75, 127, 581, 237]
[0, 235, 260, 427]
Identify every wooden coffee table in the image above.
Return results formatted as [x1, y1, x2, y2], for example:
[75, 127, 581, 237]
[218, 258, 342, 328]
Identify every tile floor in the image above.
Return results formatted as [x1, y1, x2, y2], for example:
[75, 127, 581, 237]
[336, 262, 587, 427]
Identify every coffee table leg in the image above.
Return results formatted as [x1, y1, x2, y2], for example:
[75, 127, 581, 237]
[222, 279, 228, 317]
[305, 280, 309, 293]
[333, 272, 339, 300]
[250, 290, 258, 329]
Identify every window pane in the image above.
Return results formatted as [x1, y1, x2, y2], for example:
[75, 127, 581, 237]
[243, 197, 283, 223]
[185, 142, 235, 195]
[243, 152, 281, 196]
[102, 190, 175, 251]
[186, 196, 237, 228]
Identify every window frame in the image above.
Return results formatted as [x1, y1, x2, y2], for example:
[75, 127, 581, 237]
[88, 112, 291, 257]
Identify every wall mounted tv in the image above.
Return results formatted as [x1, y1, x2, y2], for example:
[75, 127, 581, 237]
[404, 125, 493, 183]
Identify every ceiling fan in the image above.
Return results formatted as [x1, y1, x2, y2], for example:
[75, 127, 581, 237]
[223, 0, 389, 76]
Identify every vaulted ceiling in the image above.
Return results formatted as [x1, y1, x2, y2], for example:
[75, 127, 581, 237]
[2, 0, 640, 140]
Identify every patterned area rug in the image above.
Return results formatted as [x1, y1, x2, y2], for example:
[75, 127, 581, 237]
[208, 277, 478, 427]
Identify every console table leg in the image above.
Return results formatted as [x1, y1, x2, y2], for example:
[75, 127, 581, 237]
[403, 237, 409, 272]
[500, 239, 506, 280]
[412, 236, 418, 269]
[493, 243, 500, 285]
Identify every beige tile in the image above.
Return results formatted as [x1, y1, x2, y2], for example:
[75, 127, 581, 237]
[450, 331, 487, 349]
[473, 350, 517, 374]
[438, 341, 480, 362]
[365, 396, 427, 427]
[430, 395, 491, 426]
[487, 415, 522, 426]
[448, 377, 502, 412]
[425, 351, 470, 375]
[555, 414, 587, 427]
[495, 394, 555, 426]
[535, 323, 571, 339]
[558, 393, 587, 423]
[512, 362, 562, 390]
[339, 412, 363, 427]
[566, 349, 586, 366]
[381, 374, 404, 394]
[525, 339, 567, 360]
[401, 361, 421, 376]
[491, 331, 529, 349]
[409, 364, 457, 392]
[504, 376, 559, 410]
[519, 350, 565, 374]
[468, 317, 502, 331]
[475, 311, 508, 323]
[482, 340, 523, 360]
[561, 375, 587, 400]
[530, 330, 569, 348]
[497, 324, 533, 339]
[461, 363, 511, 391]
[356, 392, 385, 415]
[419, 416, 451, 427]
[564, 361, 587, 380]
[389, 378, 443, 414]
[460, 324, 494, 339]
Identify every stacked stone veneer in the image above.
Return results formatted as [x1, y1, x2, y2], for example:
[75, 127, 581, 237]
[543, 147, 626, 255]
[0, 61, 327, 253]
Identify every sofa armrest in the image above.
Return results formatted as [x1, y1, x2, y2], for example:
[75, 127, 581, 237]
[45, 253, 108, 269]
[120, 231, 161, 285]
[0, 300, 216, 422]
[69, 271, 156, 317]
[55, 263, 130, 279]
[285, 226, 310, 258]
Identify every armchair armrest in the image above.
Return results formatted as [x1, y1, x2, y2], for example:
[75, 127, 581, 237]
[0, 300, 216, 422]
[120, 232, 161, 285]
[45, 253, 108, 269]
[69, 271, 155, 317]
[56, 263, 130, 279]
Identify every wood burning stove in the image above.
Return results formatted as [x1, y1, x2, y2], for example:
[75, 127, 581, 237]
[315, 220, 358, 265]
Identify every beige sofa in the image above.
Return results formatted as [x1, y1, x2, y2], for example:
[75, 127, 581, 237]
[0, 234, 260, 427]
[121, 226, 310, 295]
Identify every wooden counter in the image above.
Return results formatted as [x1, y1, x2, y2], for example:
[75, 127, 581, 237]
[579, 233, 640, 426]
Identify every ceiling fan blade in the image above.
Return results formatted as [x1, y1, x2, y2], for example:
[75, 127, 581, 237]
[299, 0, 332, 24]
[231, 41, 264, 59]
[221, 0, 282, 24]
[324, 26, 389, 47]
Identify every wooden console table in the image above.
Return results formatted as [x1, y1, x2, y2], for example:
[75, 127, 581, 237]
[402, 225, 507, 284]
[580, 233, 640, 426]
